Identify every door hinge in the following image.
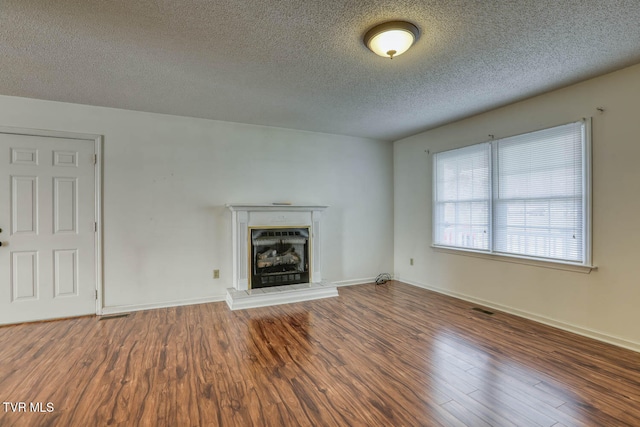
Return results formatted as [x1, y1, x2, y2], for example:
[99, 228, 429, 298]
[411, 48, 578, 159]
[95, 290, 98, 300]
[94, 222, 97, 232]
[92, 154, 97, 165]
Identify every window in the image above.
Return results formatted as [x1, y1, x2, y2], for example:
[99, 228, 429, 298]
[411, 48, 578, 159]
[433, 120, 591, 265]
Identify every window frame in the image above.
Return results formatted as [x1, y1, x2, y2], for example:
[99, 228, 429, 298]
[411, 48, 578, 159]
[432, 119, 594, 270]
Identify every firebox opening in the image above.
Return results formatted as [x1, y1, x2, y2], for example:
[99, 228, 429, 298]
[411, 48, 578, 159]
[250, 227, 310, 289]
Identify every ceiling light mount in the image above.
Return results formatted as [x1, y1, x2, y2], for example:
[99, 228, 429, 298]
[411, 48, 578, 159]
[364, 21, 419, 59]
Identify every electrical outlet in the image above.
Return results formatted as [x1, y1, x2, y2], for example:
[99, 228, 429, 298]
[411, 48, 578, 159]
[213, 269, 220, 279]
[410, 258, 414, 266]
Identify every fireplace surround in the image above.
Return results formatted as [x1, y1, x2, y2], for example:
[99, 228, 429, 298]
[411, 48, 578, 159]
[225, 204, 338, 309]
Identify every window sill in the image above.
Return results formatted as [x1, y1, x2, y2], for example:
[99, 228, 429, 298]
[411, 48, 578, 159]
[431, 245, 597, 274]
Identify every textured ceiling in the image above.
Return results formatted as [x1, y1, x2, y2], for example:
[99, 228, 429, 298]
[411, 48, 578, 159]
[2, 0, 640, 141]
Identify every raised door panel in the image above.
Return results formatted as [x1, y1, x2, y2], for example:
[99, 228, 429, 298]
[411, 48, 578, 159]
[53, 150, 78, 167]
[54, 249, 78, 297]
[11, 176, 38, 235]
[11, 148, 38, 165]
[53, 177, 77, 234]
[11, 251, 38, 301]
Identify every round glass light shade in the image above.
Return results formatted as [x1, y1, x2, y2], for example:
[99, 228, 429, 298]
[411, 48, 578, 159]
[364, 21, 419, 59]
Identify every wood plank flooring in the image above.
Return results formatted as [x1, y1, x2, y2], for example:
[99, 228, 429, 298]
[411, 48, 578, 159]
[1, 281, 639, 426]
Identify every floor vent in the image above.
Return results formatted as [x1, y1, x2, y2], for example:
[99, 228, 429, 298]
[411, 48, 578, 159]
[472, 307, 494, 315]
[99, 313, 129, 320]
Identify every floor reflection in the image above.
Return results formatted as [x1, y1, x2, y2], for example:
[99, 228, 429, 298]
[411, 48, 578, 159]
[245, 311, 313, 370]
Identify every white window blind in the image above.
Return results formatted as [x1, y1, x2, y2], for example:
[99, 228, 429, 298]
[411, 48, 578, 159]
[433, 120, 589, 265]
[494, 122, 584, 262]
[433, 143, 491, 250]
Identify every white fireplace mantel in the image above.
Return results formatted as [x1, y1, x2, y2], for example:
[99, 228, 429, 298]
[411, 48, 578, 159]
[225, 204, 328, 291]
[226, 203, 329, 213]
[224, 203, 337, 310]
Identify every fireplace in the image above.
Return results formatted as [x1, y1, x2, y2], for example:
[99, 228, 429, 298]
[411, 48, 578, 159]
[250, 227, 310, 288]
[226, 204, 330, 289]
[225, 204, 337, 310]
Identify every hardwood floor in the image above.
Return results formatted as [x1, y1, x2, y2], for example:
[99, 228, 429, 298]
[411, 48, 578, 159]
[1, 281, 639, 426]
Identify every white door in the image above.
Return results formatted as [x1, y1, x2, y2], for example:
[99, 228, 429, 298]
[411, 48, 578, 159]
[0, 132, 97, 324]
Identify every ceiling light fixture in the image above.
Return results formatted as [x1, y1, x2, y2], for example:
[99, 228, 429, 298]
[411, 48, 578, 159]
[364, 21, 419, 59]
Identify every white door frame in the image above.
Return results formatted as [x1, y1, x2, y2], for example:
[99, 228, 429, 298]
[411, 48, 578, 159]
[0, 125, 103, 315]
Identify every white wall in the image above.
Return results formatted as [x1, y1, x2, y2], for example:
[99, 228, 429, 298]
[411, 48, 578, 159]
[394, 63, 640, 350]
[0, 95, 394, 309]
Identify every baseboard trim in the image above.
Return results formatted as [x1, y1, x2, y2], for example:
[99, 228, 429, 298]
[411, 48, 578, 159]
[101, 295, 227, 316]
[333, 277, 377, 287]
[399, 277, 640, 353]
